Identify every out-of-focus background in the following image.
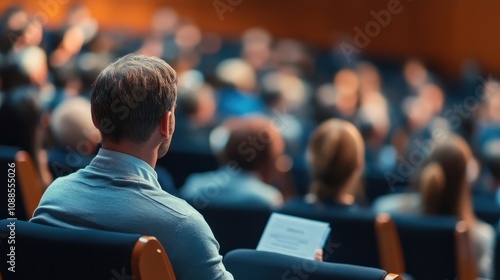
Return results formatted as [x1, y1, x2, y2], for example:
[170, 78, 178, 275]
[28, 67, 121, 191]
[5, 0, 500, 77]
[2, 1, 500, 278]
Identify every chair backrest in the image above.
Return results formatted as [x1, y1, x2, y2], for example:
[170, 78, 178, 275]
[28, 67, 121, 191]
[375, 213, 405, 273]
[156, 150, 218, 187]
[278, 208, 381, 268]
[223, 249, 401, 280]
[193, 204, 272, 255]
[15, 150, 44, 220]
[0, 220, 176, 280]
[494, 232, 500, 280]
[377, 215, 476, 280]
[0, 145, 43, 220]
[473, 194, 500, 227]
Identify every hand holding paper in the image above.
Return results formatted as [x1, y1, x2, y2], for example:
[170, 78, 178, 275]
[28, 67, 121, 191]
[256, 213, 331, 260]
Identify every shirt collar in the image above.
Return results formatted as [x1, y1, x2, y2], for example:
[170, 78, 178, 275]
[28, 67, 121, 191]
[90, 148, 160, 189]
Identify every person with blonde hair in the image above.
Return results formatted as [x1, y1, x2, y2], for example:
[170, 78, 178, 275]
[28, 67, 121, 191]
[419, 135, 494, 279]
[283, 119, 365, 210]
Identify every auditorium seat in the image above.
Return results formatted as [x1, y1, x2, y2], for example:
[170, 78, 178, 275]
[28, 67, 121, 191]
[0, 145, 43, 220]
[473, 193, 500, 227]
[278, 207, 382, 268]
[494, 233, 500, 280]
[376, 215, 476, 280]
[191, 203, 272, 255]
[156, 150, 219, 188]
[223, 249, 402, 280]
[0, 219, 176, 280]
[364, 175, 408, 205]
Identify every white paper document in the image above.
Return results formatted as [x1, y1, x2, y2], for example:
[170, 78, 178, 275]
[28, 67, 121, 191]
[256, 213, 331, 260]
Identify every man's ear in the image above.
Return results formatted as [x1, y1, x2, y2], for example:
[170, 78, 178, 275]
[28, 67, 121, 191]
[160, 111, 172, 137]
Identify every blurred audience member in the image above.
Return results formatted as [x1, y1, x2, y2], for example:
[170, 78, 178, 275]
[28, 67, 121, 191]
[215, 58, 264, 119]
[272, 39, 314, 78]
[0, 6, 42, 54]
[314, 68, 363, 125]
[0, 87, 52, 187]
[356, 61, 383, 105]
[359, 102, 396, 177]
[420, 135, 494, 279]
[283, 119, 365, 212]
[483, 140, 500, 194]
[48, 97, 101, 178]
[417, 83, 445, 117]
[1, 46, 48, 92]
[474, 80, 500, 159]
[403, 58, 429, 95]
[241, 27, 272, 75]
[181, 116, 285, 209]
[171, 82, 217, 154]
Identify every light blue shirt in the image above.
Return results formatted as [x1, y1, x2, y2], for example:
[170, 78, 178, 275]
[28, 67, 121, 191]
[31, 148, 233, 280]
[181, 166, 284, 209]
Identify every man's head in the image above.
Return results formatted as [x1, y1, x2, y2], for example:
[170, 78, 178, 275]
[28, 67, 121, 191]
[90, 54, 177, 158]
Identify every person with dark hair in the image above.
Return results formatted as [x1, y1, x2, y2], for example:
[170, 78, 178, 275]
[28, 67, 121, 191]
[31, 54, 233, 280]
[0, 86, 52, 187]
[180, 116, 285, 208]
[0, 46, 48, 92]
[0, 6, 43, 54]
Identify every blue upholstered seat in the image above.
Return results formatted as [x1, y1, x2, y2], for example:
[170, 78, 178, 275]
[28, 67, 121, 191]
[278, 205, 382, 268]
[223, 249, 395, 280]
[0, 219, 175, 280]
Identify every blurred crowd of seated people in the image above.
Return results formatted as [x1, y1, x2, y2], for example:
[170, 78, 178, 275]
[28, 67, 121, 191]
[1, 4, 500, 278]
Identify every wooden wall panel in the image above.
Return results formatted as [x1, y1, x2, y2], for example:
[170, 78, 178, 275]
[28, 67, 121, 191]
[2, 0, 500, 78]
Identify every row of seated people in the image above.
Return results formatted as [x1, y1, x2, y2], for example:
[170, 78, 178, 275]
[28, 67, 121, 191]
[178, 117, 497, 279]
[0, 6, 497, 280]
[1, 91, 498, 278]
[1, 136, 494, 280]
[2, 4, 500, 201]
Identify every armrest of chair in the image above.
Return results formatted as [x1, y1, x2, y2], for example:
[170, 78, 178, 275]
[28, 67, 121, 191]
[454, 221, 477, 280]
[131, 236, 176, 280]
[375, 213, 405, 274]
[15, 151, 44, 219]
[384, 273, 403, 280]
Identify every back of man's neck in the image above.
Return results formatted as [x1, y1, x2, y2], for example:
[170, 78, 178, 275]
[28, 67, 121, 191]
[101, 140, 158, 168]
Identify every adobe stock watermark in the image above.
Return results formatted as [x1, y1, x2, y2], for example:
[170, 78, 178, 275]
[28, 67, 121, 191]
[281, 237, 340, 279]
[384, 75, 495, 188]
[339, 0, 409, 63]
[110, 267, 134, 280]
[213, 0, 244, 21]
